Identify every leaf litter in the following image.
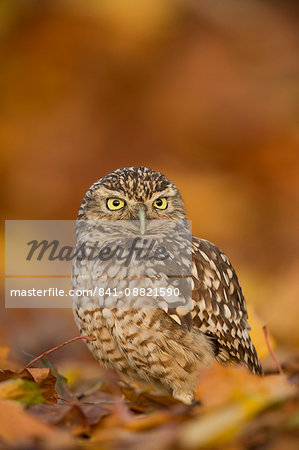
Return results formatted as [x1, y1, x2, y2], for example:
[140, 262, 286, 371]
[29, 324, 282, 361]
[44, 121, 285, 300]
[0, 338, 298, 449]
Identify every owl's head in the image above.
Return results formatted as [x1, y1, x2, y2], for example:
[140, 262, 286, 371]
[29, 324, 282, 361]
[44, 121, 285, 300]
[78, 167, 185, 229]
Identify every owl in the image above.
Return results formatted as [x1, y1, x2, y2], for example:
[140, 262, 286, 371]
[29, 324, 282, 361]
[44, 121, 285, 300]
[72, 167, 262, 405]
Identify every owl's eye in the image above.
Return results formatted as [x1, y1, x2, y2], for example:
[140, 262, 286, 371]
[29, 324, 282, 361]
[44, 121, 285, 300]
[107, 198, 125, 211]
[153, 197, 168, 210]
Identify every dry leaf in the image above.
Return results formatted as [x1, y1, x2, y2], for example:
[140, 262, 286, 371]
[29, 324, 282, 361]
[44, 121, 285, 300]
[0, 368, 57, 404]
[0, 399, 74, 447]
[121, 383, 180, 411]
[124, 410, 173, 431]
[0, 378, 46, 405]
[27, 368, 58, 403]
[181, 365, 294, 448]
[29, 402, 110, 435]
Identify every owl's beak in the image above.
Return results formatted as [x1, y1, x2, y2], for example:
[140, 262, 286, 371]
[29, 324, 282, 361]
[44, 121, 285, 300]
[137, 207, 146, 235]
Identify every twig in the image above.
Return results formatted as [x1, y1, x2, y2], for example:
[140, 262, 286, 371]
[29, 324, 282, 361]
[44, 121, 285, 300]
[22, 335, 95, 370]
[57, 396, 71, 404]
[263, 325, 283, 375]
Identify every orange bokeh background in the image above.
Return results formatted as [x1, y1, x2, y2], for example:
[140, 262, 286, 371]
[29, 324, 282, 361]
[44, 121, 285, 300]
[1, 0, 298, 364]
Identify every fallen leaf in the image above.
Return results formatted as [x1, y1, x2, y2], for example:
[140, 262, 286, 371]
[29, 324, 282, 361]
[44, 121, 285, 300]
[196, 364, 293, 408]
[181, 366, 294, 448]
[0, 368, 57, 404]
[120, 383, 180, 411]
[35, 356, 77, 401]
[80, 403, 111, 427]
[124, 409, 173, 431]
[0, 379, 46, 405]
[27, 368, 58, 403]
[0, 399, 74, 447]
[29, 402, 110, 435]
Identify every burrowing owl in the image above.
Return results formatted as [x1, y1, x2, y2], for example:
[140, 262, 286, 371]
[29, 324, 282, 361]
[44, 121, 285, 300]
[72, 167, 262, 405]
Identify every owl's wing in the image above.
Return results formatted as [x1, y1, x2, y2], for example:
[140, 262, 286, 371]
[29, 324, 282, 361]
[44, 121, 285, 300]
[185, 237, 262, 374]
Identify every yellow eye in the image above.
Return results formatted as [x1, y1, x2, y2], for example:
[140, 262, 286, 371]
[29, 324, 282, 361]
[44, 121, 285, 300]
[107, 198, 125, 211]
[153, 197, 168, 210]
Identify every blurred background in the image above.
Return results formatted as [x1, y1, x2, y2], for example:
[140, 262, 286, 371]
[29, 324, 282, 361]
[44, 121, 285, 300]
[1, 0, 298, 368]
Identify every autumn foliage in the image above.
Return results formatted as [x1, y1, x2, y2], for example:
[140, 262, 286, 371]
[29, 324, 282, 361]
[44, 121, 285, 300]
[0, 339, 298, 449]
[1, 0, 299, 448]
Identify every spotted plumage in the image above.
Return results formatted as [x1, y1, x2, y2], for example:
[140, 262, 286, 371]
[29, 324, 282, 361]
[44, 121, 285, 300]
[72, 167, 262, 405]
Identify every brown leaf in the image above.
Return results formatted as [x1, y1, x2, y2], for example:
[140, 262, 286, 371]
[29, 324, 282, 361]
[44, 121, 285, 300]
[29, 402, 109, 435]
[76, 389, 118, 408]
[29, 403, 90, 436]
[196, 363, 293, 408]
[180, 365, 295, 449]
[120, 384, 180, 411]
[0, 399, 74, 447]
[80, 403, 110, 426]
[124, 410, 173, 431]
[0, 378, 46, 405]
[0, 368, 57, 404]
[0, 368, 34, 383]
[27, 368, 58, 404]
